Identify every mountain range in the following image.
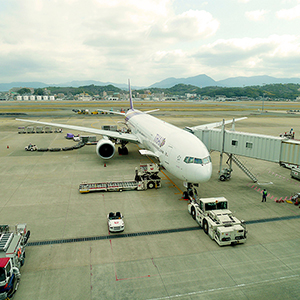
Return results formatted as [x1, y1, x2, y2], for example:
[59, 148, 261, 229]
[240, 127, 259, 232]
[1, 74, 300, 92]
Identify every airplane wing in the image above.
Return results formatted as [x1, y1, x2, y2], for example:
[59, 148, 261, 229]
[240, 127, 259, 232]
[15, 118, 140, 143]
[186, 117, 247, 132]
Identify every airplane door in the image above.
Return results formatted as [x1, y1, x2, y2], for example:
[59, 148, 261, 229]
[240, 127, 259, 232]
[164, 145, 173, 165]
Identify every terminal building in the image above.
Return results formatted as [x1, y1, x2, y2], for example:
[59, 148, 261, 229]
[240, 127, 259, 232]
[16, 95, 55, 101]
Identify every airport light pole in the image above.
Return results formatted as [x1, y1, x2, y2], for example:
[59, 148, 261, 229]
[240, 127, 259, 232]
[262, 83, 266, 113]
[262, 93, 265, 113]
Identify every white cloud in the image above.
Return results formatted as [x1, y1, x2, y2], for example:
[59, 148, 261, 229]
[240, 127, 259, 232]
[0, 0, 300, 85]
[246, 10, 268, 21]
[191, 35, 300, 79]
[277, 4, 300, 20]
[159, 10, 219, 40]
[0, 0, 220, 84]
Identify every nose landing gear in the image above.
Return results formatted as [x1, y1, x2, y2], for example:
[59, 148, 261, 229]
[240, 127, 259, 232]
[183, 182, 198, 200]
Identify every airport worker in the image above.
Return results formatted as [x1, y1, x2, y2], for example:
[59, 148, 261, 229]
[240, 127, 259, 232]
[262, 189, 267, 202]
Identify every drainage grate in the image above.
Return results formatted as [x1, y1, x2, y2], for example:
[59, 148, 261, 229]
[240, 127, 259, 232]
[27, 214, 300, 247]
[27, 226, 201, 246]
[246, 214, 300, 224]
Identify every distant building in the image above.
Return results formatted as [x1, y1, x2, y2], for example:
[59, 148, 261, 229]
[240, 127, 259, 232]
[0, 94, 7, 101]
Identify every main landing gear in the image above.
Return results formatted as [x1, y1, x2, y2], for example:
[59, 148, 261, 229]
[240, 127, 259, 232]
[118, 141, 128, 155]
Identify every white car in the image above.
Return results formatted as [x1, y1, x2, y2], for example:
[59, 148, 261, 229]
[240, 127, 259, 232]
[25, 144, 38, 151]
[107, 212, 125, 232]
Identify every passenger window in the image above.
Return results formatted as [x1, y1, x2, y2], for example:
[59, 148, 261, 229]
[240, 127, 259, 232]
[232, 140, 238, 146]
[246, 142, 253, 149]
[184, 157, 189, 163]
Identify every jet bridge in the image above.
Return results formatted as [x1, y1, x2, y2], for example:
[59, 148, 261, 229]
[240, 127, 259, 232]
[191, 121, 300, 182]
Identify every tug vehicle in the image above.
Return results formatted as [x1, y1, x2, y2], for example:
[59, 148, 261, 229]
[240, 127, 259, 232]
[188, 197, 247, 246]
[0, 224, 30, 299]
[107, 212, 125, 232]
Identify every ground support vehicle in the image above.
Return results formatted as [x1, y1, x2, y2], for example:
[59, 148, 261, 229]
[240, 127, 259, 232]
[219, 168, 232, 181]
[0, 224, 30, 300]
[78, 109, 89, 114]
[188, 197, 247, 246]
[26, 126, 35, 134]
[79, 163, 161, 193]
[44, 126, 52, 133]
[18, 127, 25, 134]
[25, 141, 86, 153]
[107, 212, 125, 232]
[36, 126, 44, 133]
[81, 136, 97, 145]
[25, 144, 37, 151]
[287, 193, 300, 206]
[291, 167, 300, 180]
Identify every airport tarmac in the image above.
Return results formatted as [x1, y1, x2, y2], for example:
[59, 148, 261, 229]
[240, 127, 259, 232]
[1, 102, 300, 299]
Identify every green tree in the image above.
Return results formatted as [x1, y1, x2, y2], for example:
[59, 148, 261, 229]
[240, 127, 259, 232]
[34, 88, 45, 95]
[17, 88, 31, 95]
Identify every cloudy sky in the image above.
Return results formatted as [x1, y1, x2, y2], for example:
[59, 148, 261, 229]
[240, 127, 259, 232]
[1, 0, 300, 86]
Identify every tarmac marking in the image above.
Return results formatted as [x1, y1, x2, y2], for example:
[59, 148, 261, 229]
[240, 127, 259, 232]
[146, 274, 299, 300]
[267, 170, 300, 187]
[109, 239, 156, 281]
[247, 182, 292, 202]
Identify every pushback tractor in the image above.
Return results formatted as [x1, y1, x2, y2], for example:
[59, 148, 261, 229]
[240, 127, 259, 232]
[188, 197, 247, 246]
[0, 224, 30, 300]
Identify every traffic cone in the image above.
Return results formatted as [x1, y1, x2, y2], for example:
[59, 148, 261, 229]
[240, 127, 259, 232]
[7, 145, 9, 149]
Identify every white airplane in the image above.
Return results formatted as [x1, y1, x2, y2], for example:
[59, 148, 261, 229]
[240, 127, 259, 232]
[16, 81, 245, 194]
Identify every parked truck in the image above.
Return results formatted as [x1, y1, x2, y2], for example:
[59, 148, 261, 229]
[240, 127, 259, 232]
[0, 224, 30, 299]
[188, 197, 247, 246]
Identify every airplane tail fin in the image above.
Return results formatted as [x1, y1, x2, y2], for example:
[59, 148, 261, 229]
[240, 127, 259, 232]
[128, 79, 134, 110]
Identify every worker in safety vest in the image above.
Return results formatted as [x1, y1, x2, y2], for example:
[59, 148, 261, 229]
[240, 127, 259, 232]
[262, 189, 267, 202]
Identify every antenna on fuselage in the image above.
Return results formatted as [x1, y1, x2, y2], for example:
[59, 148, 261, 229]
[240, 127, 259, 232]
[128, 79, 134, 110]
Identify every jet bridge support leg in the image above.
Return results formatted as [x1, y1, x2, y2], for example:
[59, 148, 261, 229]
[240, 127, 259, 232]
[218, 119, 233, 181]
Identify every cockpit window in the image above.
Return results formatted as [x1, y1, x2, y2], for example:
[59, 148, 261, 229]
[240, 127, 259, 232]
[184, 156, 211, 165]
[203, 156, 211, 164]
[194, 158, 203, 164]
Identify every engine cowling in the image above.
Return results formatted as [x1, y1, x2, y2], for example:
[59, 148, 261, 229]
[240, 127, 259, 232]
[96, 138, 115, 159]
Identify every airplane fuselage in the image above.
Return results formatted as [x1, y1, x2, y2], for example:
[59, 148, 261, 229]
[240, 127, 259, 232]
[125, 109, 212, 183]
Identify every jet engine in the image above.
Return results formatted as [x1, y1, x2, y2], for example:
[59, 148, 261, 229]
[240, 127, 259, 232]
[96, 138, 115, 159]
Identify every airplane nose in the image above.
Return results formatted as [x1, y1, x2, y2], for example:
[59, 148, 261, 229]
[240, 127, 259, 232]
[197, 163, 212, 182]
